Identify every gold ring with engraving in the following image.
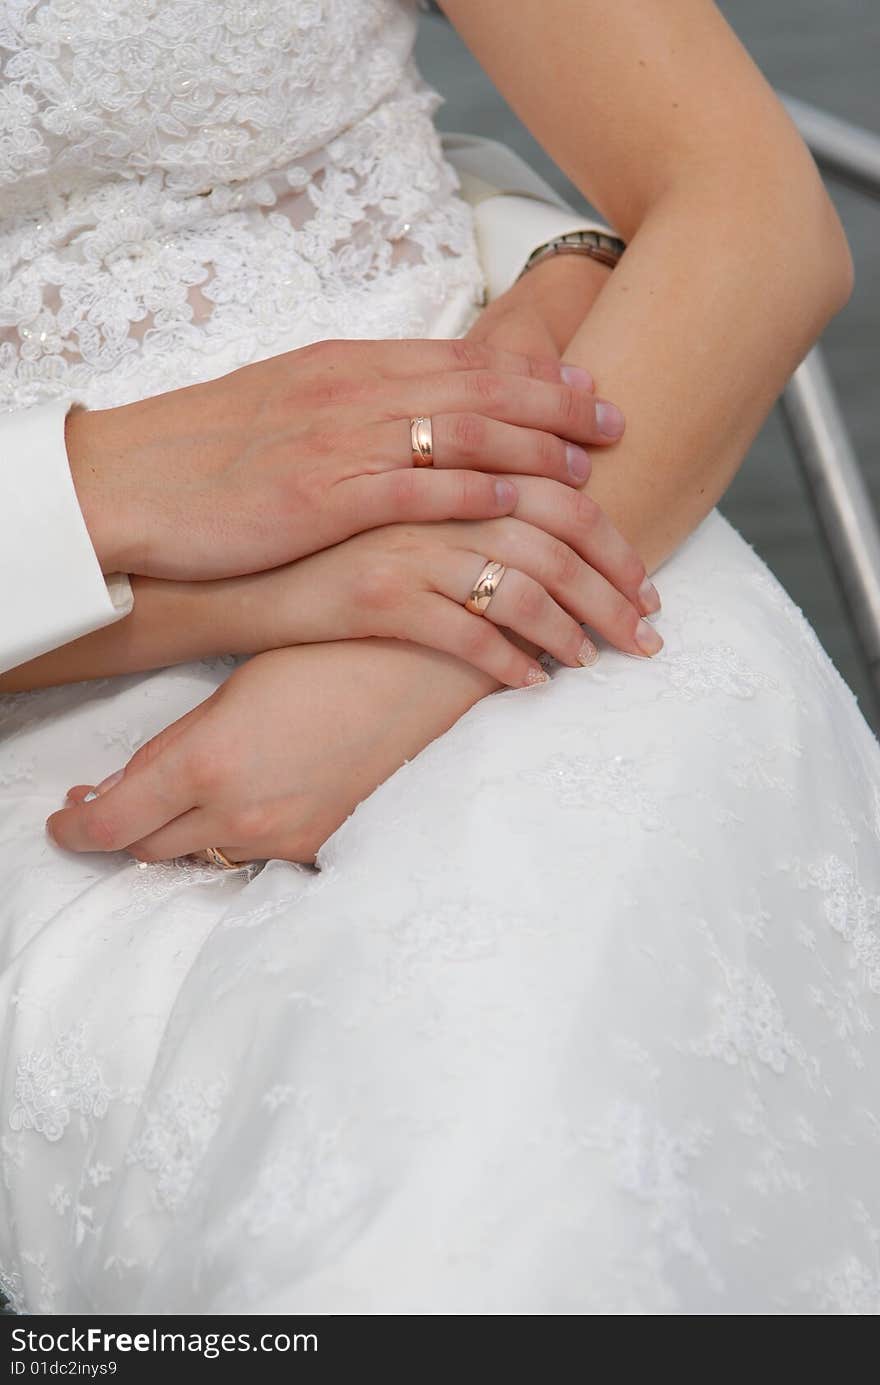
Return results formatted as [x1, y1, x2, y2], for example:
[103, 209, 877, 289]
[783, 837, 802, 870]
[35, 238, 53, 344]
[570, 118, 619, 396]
[197, 846, 247, 870]
[410, 415, 434, 466]
[465, 560, 507, 616]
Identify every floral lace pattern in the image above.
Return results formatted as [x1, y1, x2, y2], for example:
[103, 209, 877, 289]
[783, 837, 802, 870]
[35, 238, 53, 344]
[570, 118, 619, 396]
[126, 1080, 226, 1212]
[3, 506, 880, 1313]
[9, 1026, 111, 1143]
[0, 1, 483, 411]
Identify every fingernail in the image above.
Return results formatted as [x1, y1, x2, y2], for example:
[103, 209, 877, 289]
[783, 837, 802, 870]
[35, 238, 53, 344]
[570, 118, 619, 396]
[638, 578, 661, 616]
[95, 768, 125, 796]
[524, 666, 550, 687]
[83, 790, 99, 803]
[595, 401, 625, 439]
[495, 479, 518, 508]
[576, 638, 599, 667]
[561, 364, 594, 391]
[565, 444, 591, 484]
[635, 619, 664, 656]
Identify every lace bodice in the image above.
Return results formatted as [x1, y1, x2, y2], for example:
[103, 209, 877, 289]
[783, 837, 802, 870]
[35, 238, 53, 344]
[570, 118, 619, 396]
[0, 0, 483, 411]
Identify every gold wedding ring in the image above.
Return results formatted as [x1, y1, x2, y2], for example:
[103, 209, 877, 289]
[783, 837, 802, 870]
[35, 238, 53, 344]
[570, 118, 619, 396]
[197, 846, 246, 870]
[410, 415, 434, 467]
[465, 560, 507, 616]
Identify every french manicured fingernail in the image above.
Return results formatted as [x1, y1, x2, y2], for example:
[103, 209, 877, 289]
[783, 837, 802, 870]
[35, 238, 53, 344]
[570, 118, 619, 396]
[595, 401, 625, 439]
[561, 364, 594, 391]
[638, 577, 661, 615]
[495, 479, 518, 508]
[635, 619, 664, 656]
[95, 768, 125, 796]
[565, 444, 591, 483]
[577, 638, 599, 667]
[524, 666, 550, 687]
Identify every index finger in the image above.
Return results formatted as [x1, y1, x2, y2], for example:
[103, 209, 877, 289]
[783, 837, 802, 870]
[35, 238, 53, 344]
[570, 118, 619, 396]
[347, 337, 591, 389]
[507, 475, 661, 617]
[47, 754, 194, 855]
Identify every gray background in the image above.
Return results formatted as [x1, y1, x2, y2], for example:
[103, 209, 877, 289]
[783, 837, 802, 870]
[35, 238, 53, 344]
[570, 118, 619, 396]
[416, 1, 879, 727]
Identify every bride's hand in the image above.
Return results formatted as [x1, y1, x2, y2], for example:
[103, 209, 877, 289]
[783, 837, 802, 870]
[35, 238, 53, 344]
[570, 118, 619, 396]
[249, 477, 662, 688]
[67, 337, 625, 581]
[46, 496, 662, 862]
[48, 642, 482, 865]
[467, 244, 614, 360]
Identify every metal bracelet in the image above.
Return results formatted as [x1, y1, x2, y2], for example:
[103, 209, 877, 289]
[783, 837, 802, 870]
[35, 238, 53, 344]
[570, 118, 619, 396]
[518, 229, 627, 281]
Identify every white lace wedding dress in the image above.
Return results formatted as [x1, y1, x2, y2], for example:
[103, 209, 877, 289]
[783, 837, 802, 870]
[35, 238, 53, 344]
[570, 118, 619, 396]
[2, 0, 880, 1317]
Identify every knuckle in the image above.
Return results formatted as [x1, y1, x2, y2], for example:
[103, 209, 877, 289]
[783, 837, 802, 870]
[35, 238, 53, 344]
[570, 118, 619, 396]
[535, 430, 565, 474]
[280, 458, 322, 513]
[454, 470, 476, 511]
[455, 468, 491, 513]
[556, 384, 582, 429]
[84, 809, 122, 853]
[226, 802, 274, 844]
[550, 540, 581, 587]
[572, 490, 600, 534]
[512, 578, 545, 624]
[359, 560, 401, 612]
[299, 342, 365, 408]
[612, 591, 640, 636]
[467, 370, 506, 408]
[187, 749, 223, 796]
[307, 376, 355, 408]
[303, 424, 340, 457]
[461, 619, 493, 660]
[126, 742, 155, 774]
[518, 351, 542, 380]
[489, 514, 520, 549]
[448, 411, 487, 461]
[448, 339, 488, 371]
[387, 467, 418, 515]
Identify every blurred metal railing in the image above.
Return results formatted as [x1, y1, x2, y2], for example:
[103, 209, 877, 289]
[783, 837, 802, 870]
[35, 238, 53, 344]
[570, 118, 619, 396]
[779, 97, 880, 710]
[783, 96, 880, 201]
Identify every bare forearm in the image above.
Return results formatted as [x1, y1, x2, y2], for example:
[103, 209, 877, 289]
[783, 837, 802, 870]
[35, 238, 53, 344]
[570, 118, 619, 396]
[239, 182, 854, 800]
[0, 574, 270, 692]
[563, 181, 851, 571]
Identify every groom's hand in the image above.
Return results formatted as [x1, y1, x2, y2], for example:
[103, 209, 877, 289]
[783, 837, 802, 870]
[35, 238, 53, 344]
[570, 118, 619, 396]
[66, 333, 624, 582]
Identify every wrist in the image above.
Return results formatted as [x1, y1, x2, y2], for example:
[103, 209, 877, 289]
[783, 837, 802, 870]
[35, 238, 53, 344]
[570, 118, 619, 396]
[222, 561, 327, 656]
[132, 574, 272, 664]
[486, 251, 612, 354]
[65, 406, 133, 574]
[518, 250, 612, 308]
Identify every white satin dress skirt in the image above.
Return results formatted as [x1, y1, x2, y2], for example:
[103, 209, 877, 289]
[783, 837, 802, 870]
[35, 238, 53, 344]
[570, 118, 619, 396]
[2, 0, 880, 1316]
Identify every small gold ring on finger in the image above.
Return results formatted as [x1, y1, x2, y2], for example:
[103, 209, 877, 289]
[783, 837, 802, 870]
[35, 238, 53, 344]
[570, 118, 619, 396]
[465, 560, 507, 616]
[410, 415, 434, 467]
[196, 846, 249, 870]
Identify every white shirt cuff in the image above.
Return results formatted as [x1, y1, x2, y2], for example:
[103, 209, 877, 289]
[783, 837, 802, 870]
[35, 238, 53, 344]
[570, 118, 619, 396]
[0, 401, 133, 675]
[473, 193, 615, 301]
